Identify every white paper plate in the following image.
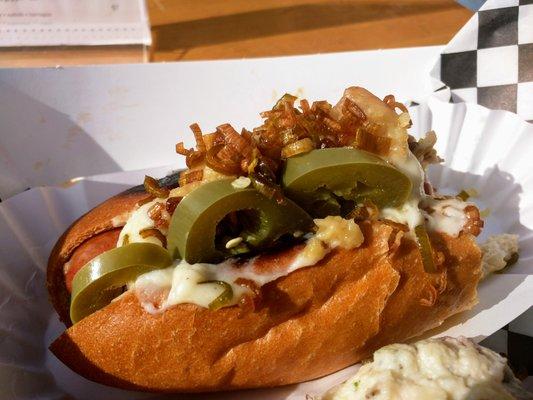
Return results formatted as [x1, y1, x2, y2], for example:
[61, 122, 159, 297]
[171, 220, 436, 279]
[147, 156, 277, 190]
[1, 98, 532, 399]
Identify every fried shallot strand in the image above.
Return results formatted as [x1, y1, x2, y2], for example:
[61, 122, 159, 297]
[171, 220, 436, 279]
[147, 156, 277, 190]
[144, 176, 170, 198]
[147, 202, 169, 230]
[190, 123, 206, 153]
[137, 195, 155, 207]
[383, 94, 409, 114]
[420, 284, 437, 307]
[205, 144, 241, 175]
[139, 228, 167, 248]
[175, 142, 191, 156]
[179, 168, 203, 186]
[463, 205, 484, 236]
[235, 278, 262, 315]
[173, 92, 414, 205]
[344, 98, 367, 121]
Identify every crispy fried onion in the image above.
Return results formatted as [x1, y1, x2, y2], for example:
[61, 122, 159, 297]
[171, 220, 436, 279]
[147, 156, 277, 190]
[383, 94, 409, 114]
[175, 124, 209, 168]
[137, 194, 155, 207]
[379, 218, 408, 254]
[340, 98, 391, 155]
[355, 124, 391, 156]
[420, 269, 447, 307]
[175, 92, 407, 170]
[205, 124, 255, 175]
[144, 176, 169, 198]
[388, 229, 405, 254]
[206, 144, 242, 175]
[462, 205, 484, 236]
[190, 123, 206, 153]
[381, 219, 409, 232]
[281, 137, 315, 158]
[347, 200, 380, 222]
[139, 228, 167, 248]
[165, 196, 182, 215]
[173, 91, 409, 200]
[343, 98, 367, 121]
[235, 277, 262, 314]
[408, 132, 442, 169]
[147, 202, 169, 230]
[179, 168, 203, 186]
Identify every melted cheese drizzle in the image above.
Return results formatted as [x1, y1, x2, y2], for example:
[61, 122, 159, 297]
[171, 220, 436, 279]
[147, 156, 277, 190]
[383, 151, 472, 238]
[425, 198, 468, 237]
[126, 151, 472, 313]
[121, 107, 473, 313]
[133, 216, 364, 313]
[117, 199, 167, 247]
[134, 262, 248, 312]
[291, 216, 363, 269]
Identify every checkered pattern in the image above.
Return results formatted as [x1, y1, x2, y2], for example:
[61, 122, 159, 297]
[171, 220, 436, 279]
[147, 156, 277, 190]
[432, 0, 533, 122]
[481, 321, 533, 385]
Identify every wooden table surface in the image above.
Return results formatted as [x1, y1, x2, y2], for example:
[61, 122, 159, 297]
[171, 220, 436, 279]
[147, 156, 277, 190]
[0, 0, 472, 67]
[149, 0, 472, 61]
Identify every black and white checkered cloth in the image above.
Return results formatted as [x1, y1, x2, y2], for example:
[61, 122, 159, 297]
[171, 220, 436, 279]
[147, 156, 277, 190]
[432, 0, 533, 122]
[432, 0, 533, 381]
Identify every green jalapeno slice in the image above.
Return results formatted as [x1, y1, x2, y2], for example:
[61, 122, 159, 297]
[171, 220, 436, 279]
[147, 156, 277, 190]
[70, 243, 172, 323]
[201, 280, 234, 310]
[167, 179, 313, 264]
[414, 224, 436, 273]
[281, 148, 412, 217]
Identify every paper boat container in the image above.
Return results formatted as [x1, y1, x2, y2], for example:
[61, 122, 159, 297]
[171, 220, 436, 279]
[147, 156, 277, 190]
[1, 98, 532, 399]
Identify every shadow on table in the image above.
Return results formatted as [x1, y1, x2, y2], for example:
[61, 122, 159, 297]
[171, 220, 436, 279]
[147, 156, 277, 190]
[154, 0, 456, 56]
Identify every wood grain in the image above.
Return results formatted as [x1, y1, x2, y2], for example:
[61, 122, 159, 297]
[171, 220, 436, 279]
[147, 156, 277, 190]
[0, 45, 147, 68]
[0, 1, 472, 67]
[148, 0, 473, 61]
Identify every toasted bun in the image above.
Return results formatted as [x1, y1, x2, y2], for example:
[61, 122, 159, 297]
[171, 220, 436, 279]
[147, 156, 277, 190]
[49, 221, 481, 392]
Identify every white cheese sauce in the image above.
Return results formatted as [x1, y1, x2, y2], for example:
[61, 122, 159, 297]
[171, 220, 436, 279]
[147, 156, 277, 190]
[134, 257, 288, 314]
[123, 150, 474, 313]
[133, 216, 365, 313]
[117, 198, 168, 247]
[322, 337, 515, 400]
[381, 151, 426, 235]
[380, 199, 424, 232]
[291, 216, 364, 269]
[383, 151, 472, 238]
[121, 138, 474, 314]
[111, 211, 132, 228]
[425, 198, 469, 237]
[134, 262, 248, 312]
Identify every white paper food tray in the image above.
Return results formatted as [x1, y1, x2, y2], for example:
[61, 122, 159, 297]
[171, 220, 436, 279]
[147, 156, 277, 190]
[0, 47, 532, 399]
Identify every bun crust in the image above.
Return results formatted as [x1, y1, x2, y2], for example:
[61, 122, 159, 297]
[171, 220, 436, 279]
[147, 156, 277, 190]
[49, 221, 481, 392]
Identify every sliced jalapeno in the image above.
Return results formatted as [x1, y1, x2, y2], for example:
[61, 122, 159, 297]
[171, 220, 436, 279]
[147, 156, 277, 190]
[203, 281, 234, 310]
[167, 179, 313, 263]
[281, 148, 412, 217]
[414, 224, 436, 273]
[70, 243, 172, 323]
